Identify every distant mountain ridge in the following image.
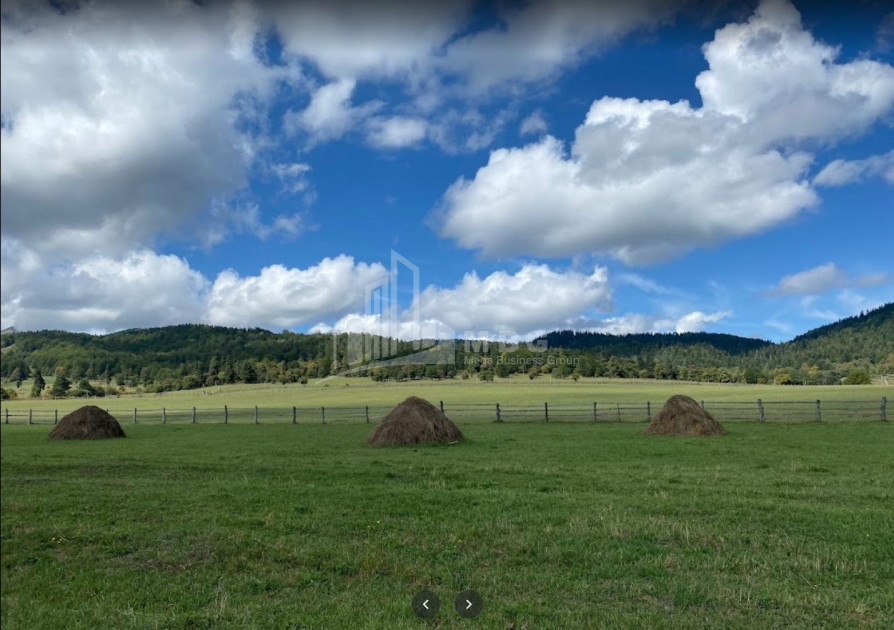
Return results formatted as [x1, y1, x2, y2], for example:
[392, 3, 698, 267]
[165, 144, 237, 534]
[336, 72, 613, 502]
[541, 330, 771, 356]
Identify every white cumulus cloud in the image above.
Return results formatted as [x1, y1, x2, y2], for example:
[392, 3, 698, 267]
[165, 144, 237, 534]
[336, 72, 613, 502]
[206, 255, 387, 329]
[0, 247, 207, 332]
[436, 0, 894, 264]
[312, 264, 612, 340]
[417, 264, 612, 335]
[0, 0, 284, 258]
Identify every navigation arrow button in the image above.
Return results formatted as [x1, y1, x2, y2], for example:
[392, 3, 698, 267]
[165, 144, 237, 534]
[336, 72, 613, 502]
[455, 590, 483, 618]
[412, 590, 439, 619]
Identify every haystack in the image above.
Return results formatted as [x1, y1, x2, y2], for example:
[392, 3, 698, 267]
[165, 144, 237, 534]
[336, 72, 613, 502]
[367, 396, 464, 446]
[645, 395, 725, 436]
[47, 405, 126, 441]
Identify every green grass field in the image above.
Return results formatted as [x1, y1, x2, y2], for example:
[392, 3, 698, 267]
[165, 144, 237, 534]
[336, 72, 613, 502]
[2, 418, 892, 629]
[2, 378, 891, 416]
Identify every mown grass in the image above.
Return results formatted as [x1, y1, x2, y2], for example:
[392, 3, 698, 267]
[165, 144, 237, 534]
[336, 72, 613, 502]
[2, 420, 892, 629]
[2, 378, 890, 416]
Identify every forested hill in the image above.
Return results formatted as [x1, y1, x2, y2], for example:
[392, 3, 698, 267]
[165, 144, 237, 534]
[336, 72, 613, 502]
[0, 324, 335, 382]
[0, 304, 891, 394]
[791, 302, 893, 344]
[542, 330, 771, 355]
[754, 302, 894, 366]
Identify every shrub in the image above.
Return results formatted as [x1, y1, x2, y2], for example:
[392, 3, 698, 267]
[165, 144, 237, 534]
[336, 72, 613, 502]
[843, 369, 871, 385]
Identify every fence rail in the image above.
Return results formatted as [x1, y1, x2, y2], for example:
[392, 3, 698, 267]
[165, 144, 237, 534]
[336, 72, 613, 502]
[1, 397, 888, 426]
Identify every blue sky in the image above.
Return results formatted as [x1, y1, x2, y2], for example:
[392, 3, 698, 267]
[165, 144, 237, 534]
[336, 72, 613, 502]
[1, 0, 892, 342]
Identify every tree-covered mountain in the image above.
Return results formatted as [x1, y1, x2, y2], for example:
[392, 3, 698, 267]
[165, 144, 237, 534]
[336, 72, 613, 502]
[542, 330, 770, 356]
[1, 304, 891, 397]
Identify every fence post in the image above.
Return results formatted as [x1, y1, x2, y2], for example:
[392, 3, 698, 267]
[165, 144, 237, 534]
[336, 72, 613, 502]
[700, 400, 705, 410]
[133, 408, 137, 424]
[254, 406, 258, 424]
[593, 402, 598, 422]
[440, 400, 444, 414]
[544, 402, 549, 422]
[190, 407, 195, 424]
[224, 405, 228, 424]
[758, 399, 765, 422]
[162, 407, 166, 424]
[28, 409, 33, 425]
[495, 403, 501, 423]
[54, 409, 58, 425]
[4, 408, 8, 424]
[646, 401, 651, 422]
[292, 406, 297, 425]
[365, 405, 370, 423]
[617, 403, 621, 422]
[321, 406, 326, 424]
[882, 397, 887, 422]
[815, 400, 821, 422]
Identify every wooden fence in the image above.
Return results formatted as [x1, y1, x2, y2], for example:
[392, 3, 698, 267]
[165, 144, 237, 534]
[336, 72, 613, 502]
[1, 397, 887, 425]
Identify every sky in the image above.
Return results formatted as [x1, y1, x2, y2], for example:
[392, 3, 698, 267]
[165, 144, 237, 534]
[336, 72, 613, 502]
[1, 0, 892, 343]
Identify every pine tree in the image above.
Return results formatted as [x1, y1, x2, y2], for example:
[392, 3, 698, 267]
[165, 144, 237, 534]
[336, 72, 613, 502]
[31, 369, 46, 398]
[51, 373, 71, 398]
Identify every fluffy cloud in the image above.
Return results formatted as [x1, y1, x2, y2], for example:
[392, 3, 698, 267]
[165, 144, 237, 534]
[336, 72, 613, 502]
[416, 264, 611, 335]
[768, 263, 888, 296]
[269, 1, 683, 151]
[205, 256, 387, 329]
[813, 151, 894, 186]
[270, 0, 676, 95]
[695, 0, 894, 145]
[309, 314, 454, 342]
[366, 116, 428, 148]
[437, 0, 894, 264]
[1, 247, 388, 333]
[578, 310, 733, 335]
[1, 0, 283, 258]
[312, 264, 612, 340]
[284, 78, 381, 146]
[0, 247, 207, 332]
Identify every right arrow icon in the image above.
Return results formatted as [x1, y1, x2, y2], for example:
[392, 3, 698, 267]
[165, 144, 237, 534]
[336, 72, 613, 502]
[455, 590, 483, 618]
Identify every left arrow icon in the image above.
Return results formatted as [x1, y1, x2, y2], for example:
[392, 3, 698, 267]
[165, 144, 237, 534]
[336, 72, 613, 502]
[412, 590, 439, 619]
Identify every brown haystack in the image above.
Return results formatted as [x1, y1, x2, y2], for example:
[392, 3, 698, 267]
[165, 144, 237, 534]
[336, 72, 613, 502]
[47, 405, 126, 441]
[645, 395, 725, 436]
[367, 396, 464, 446]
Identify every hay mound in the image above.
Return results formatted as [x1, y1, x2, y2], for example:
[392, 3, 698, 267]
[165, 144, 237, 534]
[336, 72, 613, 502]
[645, 395, 725, 436]
[367, 396, 464, 446]
[47, 405, 126, 441]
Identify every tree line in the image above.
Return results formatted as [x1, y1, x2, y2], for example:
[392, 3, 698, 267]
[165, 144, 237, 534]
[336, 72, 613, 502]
[1, 303, 890, 398]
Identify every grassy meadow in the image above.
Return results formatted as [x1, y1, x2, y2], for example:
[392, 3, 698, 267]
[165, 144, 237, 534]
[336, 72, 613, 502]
[2, 377, 891, 416]
[2, 416, 893, 629]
